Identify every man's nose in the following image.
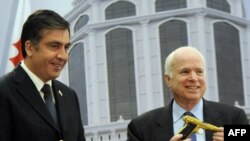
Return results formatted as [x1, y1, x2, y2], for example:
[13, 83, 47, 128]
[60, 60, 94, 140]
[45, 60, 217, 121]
[57, 47, 68, 60]
[189, 72, 198, 81]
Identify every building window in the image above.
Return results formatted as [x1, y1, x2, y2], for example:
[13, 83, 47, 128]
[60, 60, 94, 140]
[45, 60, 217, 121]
[159, 20, 188, 105]
[207, 0, 230, 13]
[68, 43, 88, 125]
[105, 28, 137, 121]
[74, 15, 89, 33]
[155, 0, 187, 12]
[105, 1, 136, 20]
[214, 22, 244, 105]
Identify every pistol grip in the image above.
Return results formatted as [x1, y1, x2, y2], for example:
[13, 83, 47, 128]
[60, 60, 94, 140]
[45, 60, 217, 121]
[179, 123, 197, 140]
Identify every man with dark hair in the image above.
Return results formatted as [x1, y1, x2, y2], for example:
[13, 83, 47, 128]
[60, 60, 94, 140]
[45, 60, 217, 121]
[0, 10, 85, 141]
[127, 46, 248, 141]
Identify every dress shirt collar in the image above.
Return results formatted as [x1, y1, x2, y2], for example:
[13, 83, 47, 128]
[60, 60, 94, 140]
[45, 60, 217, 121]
[20, 61, 52, 91]
[173, 99, 204, 123]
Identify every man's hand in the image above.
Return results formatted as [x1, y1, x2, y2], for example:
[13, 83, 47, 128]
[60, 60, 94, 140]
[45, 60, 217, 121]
[170, 134, 191, 141]
[213, 127, 224, 141]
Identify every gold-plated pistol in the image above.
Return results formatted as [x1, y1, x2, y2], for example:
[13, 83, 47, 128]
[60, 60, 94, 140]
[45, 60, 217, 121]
[178, 115, 220, 140]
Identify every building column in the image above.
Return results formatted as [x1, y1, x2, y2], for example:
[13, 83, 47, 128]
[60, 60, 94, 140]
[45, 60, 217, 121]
[140, 19, 154, 111]
[87, 29, 100, 125]
[195, 11, 219, 102]
[243, 23, 250, 107]
[89, 0, 99, 23]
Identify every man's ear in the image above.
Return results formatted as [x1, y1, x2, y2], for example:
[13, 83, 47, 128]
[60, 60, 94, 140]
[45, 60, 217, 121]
[164, 74, 171, 87]
[25, 40, 34, 57]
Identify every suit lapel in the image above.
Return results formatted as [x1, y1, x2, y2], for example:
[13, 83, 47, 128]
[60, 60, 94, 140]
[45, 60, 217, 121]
[203, 99, 222, 141]
[52, 81, 67, 134]
[154, 101, 174, 141]
[13, 65, 60, 133]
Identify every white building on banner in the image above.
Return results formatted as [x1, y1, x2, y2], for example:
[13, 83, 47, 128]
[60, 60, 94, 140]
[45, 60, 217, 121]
[62, 0, 250, 140]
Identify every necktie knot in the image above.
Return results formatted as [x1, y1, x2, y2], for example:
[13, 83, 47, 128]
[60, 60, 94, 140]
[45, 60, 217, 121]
[183, 112, 195, 117]
[41, 84, 52, 98]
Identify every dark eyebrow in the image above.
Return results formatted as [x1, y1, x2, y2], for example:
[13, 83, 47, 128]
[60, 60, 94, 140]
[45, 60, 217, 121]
[48, 41, 71, 47]
[66, 42, 71, 47]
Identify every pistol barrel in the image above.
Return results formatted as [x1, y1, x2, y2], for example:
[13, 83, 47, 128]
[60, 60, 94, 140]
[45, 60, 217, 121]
[183, 115, 220, 132]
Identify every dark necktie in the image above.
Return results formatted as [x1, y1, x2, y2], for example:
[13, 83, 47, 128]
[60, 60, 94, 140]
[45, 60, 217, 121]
[183, 112, 197, 141]
[41, 84, 58, 125]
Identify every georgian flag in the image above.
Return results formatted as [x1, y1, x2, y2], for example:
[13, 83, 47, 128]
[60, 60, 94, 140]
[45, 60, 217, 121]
[5, 0, 30, 73]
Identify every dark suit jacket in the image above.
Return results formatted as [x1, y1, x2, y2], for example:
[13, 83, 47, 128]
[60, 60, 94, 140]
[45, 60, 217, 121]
[0, 65, 85, 141]
[127, 99, 249, 141]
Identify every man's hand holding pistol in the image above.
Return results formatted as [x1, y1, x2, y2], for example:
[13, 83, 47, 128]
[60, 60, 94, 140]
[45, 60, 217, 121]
[170, 115, 224, 141]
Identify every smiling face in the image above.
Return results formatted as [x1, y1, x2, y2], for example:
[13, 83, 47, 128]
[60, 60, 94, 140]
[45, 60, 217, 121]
[165, 48, 206, 109]
[24, 29, 70, 82]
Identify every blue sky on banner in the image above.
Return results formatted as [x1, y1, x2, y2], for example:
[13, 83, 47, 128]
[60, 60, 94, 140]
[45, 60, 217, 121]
[1, 0, 250, 75]
[243, 0, 250, 19]
[30, 0, 73, 16]
[31, 0, 250, 19]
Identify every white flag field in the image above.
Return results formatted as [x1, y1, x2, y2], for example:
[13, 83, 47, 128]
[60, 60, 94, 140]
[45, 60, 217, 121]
[5, 0, 30, 73]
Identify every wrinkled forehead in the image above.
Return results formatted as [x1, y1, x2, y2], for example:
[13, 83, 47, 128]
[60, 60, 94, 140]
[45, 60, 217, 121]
[171, 50, 205, 70]
[174, 48, 204, 63]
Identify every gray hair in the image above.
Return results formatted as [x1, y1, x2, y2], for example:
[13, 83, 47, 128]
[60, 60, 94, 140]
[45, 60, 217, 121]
[164, 46, 206, 77]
